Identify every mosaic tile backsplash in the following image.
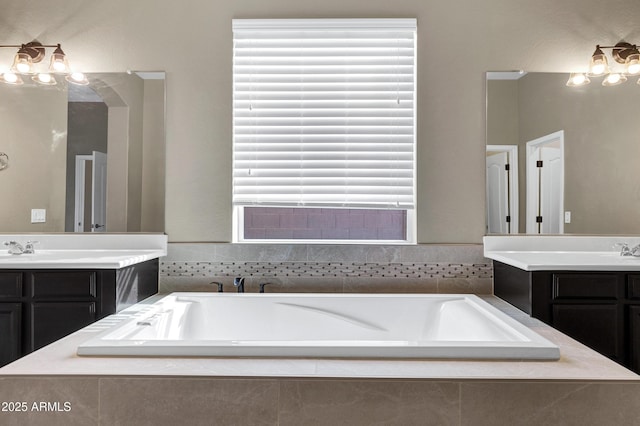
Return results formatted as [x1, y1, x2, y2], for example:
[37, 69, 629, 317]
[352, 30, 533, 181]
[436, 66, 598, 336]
[160, 243, 493, 294]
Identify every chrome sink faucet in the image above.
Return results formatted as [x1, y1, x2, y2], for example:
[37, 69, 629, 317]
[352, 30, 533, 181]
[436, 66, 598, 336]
[617, 243, 640, 257]
[23, 241, 37, 254]
[3, 240, 37, 255]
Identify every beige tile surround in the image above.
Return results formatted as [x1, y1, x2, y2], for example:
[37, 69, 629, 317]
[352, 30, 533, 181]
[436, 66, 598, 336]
[2, 378, 640, 425]
[160, 243, 493, 294]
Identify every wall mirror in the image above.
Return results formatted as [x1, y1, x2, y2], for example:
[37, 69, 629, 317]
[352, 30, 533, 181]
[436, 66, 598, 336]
[486, 71, 640, 235]
[0, 71, 165, 233]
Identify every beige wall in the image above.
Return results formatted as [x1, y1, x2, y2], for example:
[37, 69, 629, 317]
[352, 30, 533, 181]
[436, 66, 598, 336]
[2, 0, 640, 242]
[486, 80, 519, 149]
[141, 79, 166, 232]
[0, 84, 67, 231]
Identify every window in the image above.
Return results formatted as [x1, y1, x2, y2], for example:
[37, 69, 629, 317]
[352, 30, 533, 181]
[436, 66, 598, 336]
[232, 19, 416, 242]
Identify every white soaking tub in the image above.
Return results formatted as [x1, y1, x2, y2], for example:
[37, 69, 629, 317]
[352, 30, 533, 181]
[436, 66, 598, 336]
[77, 293, 560, 360]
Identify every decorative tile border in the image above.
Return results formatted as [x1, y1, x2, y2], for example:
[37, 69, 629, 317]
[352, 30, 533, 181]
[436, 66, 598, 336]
[160, 261, 493, 280]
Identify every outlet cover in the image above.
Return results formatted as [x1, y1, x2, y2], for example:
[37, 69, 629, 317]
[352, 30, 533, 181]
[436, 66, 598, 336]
[31, 209, 46, 223]
[564, 211, 571, 224]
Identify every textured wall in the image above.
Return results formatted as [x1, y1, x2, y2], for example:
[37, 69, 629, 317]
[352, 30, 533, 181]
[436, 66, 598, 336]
[1, 0, 640, 242]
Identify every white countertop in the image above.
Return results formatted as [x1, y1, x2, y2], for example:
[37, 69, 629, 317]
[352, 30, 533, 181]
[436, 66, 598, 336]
[486, 250, 640, 272]
[484, 236, 640, 272]
[0, 249, 165, 269]
[1, 294, 636, 381]
[0, 233, 167, 269]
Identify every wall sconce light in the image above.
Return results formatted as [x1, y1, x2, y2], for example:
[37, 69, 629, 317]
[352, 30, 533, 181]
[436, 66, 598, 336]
[567, 41, 640, 87]
[0, 41, 85, 86]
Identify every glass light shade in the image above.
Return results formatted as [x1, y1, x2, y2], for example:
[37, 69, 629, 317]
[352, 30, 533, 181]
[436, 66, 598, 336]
[0, 72, 24, 85]
[625, 52, 640, 75]
[566, 72, 590, 87]
[65, 72, 89, 86]
[602, 72, 627, 86]
[11, 50, 35, 74]
[32, 73, 57, 85]
[49, 45, 70, 73]
[588, 46, 609, 76]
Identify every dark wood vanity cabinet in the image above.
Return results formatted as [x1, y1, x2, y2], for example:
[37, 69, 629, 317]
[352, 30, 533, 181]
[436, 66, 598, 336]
[494, 261, 640, 372]
[0, 259, 158, 367]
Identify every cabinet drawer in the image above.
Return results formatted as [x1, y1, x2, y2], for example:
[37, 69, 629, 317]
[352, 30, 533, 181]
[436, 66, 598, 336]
[627, 275, 640, 299]
[552, 273, 620, 300]
[0, 273, 23, 298]
[29, 271, 97, 299]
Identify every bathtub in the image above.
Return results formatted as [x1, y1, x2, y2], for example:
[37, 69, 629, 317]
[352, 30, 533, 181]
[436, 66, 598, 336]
[77, 293, 560, 360]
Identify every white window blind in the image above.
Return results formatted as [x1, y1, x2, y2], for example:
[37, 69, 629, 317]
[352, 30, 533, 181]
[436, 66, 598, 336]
[232, 19, 416, 209]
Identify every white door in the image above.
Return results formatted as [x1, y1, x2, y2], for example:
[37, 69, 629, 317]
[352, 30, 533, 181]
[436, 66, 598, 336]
[74, 151, 108, 232]
[91, 151, 107, 232]
[526, 131, 564, 234]
[486, 145, 519, 234]
[486, 151, 510, 233]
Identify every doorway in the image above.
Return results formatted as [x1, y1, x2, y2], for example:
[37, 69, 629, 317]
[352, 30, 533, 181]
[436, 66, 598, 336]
[526, 131, 564, 234]
[74, 151, 107, 232]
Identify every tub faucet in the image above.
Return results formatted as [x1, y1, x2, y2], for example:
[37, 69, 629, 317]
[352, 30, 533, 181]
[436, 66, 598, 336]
[233, 277, 245, 293]
[210, 281, 224, 292]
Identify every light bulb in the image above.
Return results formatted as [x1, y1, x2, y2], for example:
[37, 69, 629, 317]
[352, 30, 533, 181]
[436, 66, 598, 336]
[11, 48, 35, 75]
[588, 46, 609, 77]
[0, 72, 24, 85]
[566, 73, 590, 87]
[32, 73, 57, 85]
[626, 53, 640, 75]
[628, 62, 640, 75]
[602, 72, 627, 86]
[49, 44, 70, 74]
[52, 60, 67, 72]
[65, 71, 89, 86]
[4, 73, 18, 83]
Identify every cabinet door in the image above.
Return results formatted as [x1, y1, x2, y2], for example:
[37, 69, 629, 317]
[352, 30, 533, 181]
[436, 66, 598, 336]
[0, 303, 22, 367]
[628, 306, 640, 373]
[31, 302, 96, 351]
[552, 304, 621, 361]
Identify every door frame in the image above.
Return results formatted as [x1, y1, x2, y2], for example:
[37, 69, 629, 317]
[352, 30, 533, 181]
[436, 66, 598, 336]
[526, 130, 564, 234]
[486, 145, 519, 234]
[74, 155, 92, 232]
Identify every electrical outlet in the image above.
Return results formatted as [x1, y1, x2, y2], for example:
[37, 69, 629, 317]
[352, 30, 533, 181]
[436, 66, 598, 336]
[564, 211, 571, 224]
[31, 209, 46, 223]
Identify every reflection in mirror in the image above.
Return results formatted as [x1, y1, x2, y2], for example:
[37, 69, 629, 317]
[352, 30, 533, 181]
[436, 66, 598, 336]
[0, 72, 165, 233]
[486, 72, 640, 235]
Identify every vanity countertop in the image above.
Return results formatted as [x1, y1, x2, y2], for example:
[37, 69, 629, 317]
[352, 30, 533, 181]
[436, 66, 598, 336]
[0, 234, 167, 269]
[484, 235, 640, 272]
[0, 249, 165, 269]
